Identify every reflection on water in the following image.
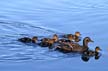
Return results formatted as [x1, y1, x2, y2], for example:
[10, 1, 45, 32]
[0, 0, 108, 71]
[81, 53, 102, 62]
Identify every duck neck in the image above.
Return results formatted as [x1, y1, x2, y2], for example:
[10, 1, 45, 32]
[83, 40, 88, 48]
[95, 49, 98, 53]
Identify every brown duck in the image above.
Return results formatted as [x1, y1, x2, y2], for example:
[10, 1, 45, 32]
[62, 32, 81, 42]
[38, 34, 58, 47]
[55, 37, 93, 53]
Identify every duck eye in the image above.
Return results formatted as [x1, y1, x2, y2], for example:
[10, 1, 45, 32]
[86, 39, 89, 42]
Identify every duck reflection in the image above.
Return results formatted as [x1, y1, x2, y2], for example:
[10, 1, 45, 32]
[81, 53, 101, 62]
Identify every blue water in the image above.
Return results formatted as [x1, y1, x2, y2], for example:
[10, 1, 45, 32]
[0, 0, 108, 71]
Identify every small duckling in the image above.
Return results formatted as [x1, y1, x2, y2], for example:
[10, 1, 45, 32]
[63, 32, 81, 42]
[40, 38, 49, 43]
[39, 34, 58, 47]
[38, 38, 49, 47]
[83, 46, 102, 56]
[31, 36, 38, 43]
[18, 36, 38, 43]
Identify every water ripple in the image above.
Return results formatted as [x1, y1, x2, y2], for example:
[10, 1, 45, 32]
[0, 0, 108, 62]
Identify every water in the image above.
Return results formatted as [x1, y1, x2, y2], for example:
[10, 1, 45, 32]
[0, 0, 108, 71]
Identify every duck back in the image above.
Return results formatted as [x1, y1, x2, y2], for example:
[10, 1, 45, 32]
[18, 37, 32, 43]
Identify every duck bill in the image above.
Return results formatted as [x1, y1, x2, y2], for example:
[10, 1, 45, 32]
[99, 48, 102, 51]
[90, 40, 94, 42]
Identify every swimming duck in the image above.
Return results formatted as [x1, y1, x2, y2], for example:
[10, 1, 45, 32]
[63, 32, 81, 42]
[55, 37, 93, 53]
[38, 34, 58, 47]
[83, 46, 102, 56]
[18, 36, 38, 43]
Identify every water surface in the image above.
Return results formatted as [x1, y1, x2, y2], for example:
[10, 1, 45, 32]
[0, 0, 108, 71]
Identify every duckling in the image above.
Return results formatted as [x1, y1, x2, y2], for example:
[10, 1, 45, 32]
[55, 37, 93, 53]
[95, 46, 102, 56]
[63, 32, 81, 42]
[52, 34, 58, 42]
[31, 36, 38, 43]
[39, 34, 58, 47]
[83, 46, 102, 56]
[18, 36, 38, 43]
[38, 38, 49, 47]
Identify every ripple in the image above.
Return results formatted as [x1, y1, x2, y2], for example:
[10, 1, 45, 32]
[0, 0, 108, 62]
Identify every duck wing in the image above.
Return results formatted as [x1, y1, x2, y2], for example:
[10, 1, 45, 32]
[55, 44, 72, 53]
[70, 43, 84, 52]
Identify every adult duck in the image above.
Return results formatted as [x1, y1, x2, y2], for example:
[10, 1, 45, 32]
[55, 37, 93, 53]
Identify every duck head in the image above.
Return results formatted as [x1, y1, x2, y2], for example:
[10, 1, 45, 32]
[75, 32, 81, 37]
[52, 34, 58, 42]
[67, 34, 73, 41]
[32, 36, 38, 43]
[83, 37, 94, 47]
[95, 46, 102, 53]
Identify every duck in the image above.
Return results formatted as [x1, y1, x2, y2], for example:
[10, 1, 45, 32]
[55, 37, 93, 53]
[18, 36, 38, 43]
[83, 46, 102, 56]
[38, 34, 58, 47]
[62, 32, 81, 42]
